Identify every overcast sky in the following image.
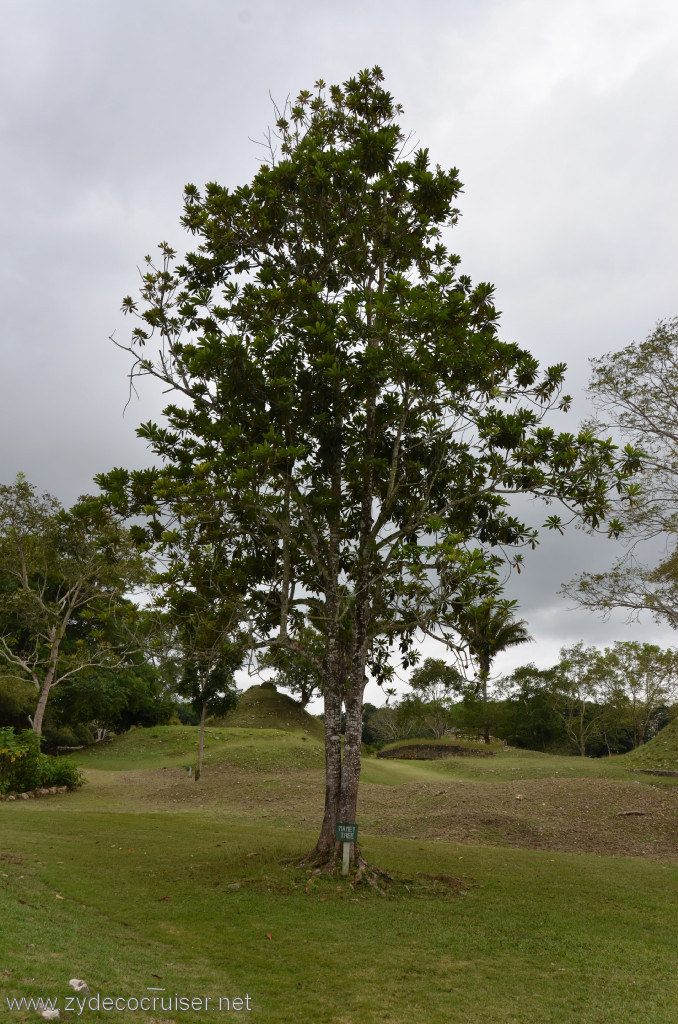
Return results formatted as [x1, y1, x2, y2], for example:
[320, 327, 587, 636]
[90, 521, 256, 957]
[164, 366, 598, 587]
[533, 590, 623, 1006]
[1, 0, 677, 702]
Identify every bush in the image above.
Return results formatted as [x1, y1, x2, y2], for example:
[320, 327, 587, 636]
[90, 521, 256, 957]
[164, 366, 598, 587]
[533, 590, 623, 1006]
[0, 727, 83, 793]
[36, 754, 83, 790]
[0, 727, 41, 793]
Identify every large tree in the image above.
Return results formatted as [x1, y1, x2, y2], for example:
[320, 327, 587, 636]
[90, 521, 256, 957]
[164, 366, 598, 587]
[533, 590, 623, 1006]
[563, 318, 678, 626]
[499, 664, 565, 752]
[0, 475, 148, 735]
[106, 69, 638, 874]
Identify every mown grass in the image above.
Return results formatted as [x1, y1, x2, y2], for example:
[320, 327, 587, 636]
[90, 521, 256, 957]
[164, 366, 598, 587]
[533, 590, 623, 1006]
[2, 805, 678, 1024]
[364, 742, 676, 786]
[2, 725, 678, 1022]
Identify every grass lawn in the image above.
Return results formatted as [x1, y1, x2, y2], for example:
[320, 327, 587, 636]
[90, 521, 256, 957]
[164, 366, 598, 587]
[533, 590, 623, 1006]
[2, 726, 678, 1023]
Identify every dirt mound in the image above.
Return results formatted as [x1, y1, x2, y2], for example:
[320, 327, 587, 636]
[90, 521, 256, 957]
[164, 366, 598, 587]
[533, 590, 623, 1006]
[358, 776, 678, 859]
[377, 743, 495, 760]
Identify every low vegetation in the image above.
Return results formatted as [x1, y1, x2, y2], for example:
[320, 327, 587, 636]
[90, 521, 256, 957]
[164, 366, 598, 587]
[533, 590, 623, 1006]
[0, 728, 83, 795]
[2, 720, 678, 1023]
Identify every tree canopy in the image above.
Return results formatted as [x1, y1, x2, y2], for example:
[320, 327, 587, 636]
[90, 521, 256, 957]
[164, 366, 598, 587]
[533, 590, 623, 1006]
[453, 601, 532, 741]
[0, 475, 149, 735]
[563, 317, 678, 627]
[103, 68, 640, 871]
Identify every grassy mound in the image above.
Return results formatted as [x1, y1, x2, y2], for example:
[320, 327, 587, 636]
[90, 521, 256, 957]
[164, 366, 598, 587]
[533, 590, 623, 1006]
[216, 684, 325, 740]
[623, 717, 678, 772]
[73, 724, 324, 772]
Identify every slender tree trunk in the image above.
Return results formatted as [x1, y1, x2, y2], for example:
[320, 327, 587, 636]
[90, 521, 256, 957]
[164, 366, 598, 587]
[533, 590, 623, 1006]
[32, 627, 62, 735]
[32, 679, 52, 737]
[196, 698, 207, 781]
[480, 665, 491, 743]
[332, 268, 379, 869]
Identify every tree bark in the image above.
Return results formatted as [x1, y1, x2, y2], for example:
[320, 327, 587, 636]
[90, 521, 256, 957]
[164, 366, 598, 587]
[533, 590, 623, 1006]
[339, 677, 364, 819]
[196, 698, 208, 781]
[314, 681, 342, 859]
[32, 680, 52, 737]
[312, 398, 346, 863]
[476, 657, 492, 743]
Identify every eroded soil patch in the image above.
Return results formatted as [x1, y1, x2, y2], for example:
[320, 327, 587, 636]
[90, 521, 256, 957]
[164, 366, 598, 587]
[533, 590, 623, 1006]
[76, 765, 678, 861]
[377, 744, 495, 760]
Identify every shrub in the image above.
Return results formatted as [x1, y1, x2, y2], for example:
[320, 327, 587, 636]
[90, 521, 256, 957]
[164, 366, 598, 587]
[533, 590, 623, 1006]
[0, 727, 83, 793]
[36, 754, 83, 790]
[0, 727, 42, 793]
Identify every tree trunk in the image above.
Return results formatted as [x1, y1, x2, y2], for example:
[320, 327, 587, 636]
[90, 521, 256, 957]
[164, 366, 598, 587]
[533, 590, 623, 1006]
[314, 682, 342, 859]
[196, 698, 207, 781]
[32, 680, 52, 737]
[480, 663, 491, 742]
[579, 703, 586, 755]
[338, 678, 364, 869]
[311, 402, 345, 863]
[32, 627, 61, 735]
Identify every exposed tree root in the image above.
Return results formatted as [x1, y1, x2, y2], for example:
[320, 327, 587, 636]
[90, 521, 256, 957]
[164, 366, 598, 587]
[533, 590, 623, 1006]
[298, 843, 393, 894]
[352, 851, 393, 895]
[297, 844, 340, 873]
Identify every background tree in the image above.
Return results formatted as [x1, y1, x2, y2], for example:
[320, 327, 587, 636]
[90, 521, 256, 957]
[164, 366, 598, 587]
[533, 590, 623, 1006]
[263, 623, 325, 709]
[406, 657, 464, 738]
[550, 643, 606, 756]
[50, 660, 174, 743]
[107, 69, 639, 873]
[454, 601, 532, 741]
[0, 475, 149, 735]
[361, 704, 411, 746]
[593, 673, 632, 756]
[603, 641, 678, 748]
[0, 671, 35, 731]
[172, 600, 241, 781]
[144, 520, 246, 781]
[498, 664, 566, 751]
[563, 317, 678, 626]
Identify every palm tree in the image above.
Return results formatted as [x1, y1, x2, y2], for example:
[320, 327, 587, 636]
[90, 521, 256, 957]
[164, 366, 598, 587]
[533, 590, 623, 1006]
[455, 601, 532, 742]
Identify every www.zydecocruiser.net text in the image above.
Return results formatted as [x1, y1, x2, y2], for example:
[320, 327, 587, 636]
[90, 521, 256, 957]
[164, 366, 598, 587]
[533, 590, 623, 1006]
[6, 993, 253, 1014]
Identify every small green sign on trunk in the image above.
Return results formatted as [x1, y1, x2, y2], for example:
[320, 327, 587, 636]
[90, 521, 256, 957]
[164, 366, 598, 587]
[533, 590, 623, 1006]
[335, 822, 358, 843]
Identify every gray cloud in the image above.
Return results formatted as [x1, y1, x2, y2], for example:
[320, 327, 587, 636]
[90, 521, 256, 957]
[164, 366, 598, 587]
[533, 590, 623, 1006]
[1, 0, 677, 694]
